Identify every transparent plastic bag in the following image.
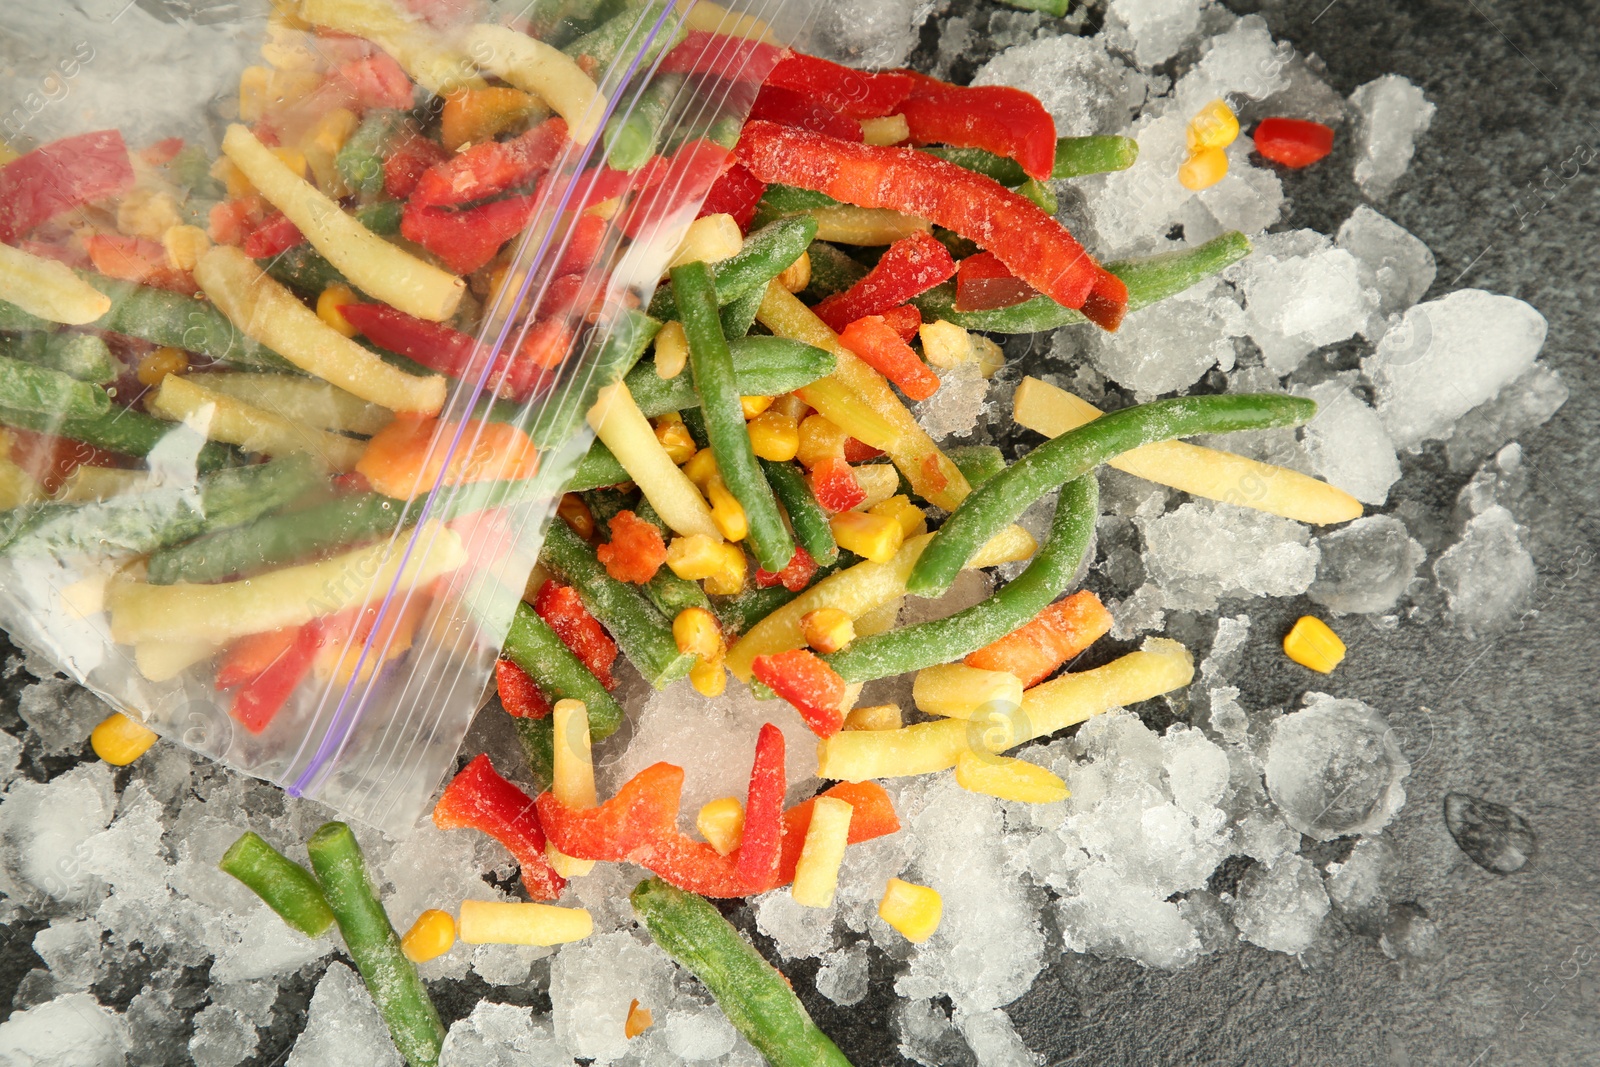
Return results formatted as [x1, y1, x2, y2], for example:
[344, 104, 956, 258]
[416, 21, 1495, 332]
[0, 0, 812, 834]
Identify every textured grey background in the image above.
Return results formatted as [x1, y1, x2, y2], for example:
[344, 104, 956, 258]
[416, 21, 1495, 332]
[3, 0, 1599, 1063]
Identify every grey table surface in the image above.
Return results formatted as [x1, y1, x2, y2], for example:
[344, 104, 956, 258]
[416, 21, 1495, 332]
[4, 0, 1600, 1064]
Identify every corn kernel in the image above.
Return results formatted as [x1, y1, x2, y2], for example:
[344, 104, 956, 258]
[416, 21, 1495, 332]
[587, 196, 622, 220]
[791, 796, 852, 908]
[162, 224, 211, 272]
[800, 607, 856, 655]
[701, 542, 747, 596]
[973, 334, 1006, 378]
[668, 213, 744, 268]
[918, 319, 975, 370]
[558, 493, 594, 539]
[136, 347, 189, 388]
[458, 900, 593, 946]
[666, 534, 726, 580]
[689, 655, 728, 696]
[681, 447, 719, 488]
[211, 156, 256, 201]
[843, 703, 902, 731]
[1178, 146, 1229, 191]
[913, 663, 1024, 720]
[771, 392, 810, 421]
[1186, 98, 1240, 151]
[272, 146, 309, 180]
[740, 395, 774, 420]
[747, 409, 799, 461]
[625, 999, 654, 1039]
[1283, 615, 1346, 673]
[654, 320, 688, 379]
[955, 750, 1070, 804]
[117, 188, 183, 240]
[796, 414, 848, 469]
[316, 284, 360, 337]
[401, 909, 457, 963]
[776, 250, 811, 293]
[90, 712, 158, 766]
[0, 139, 18, 165]
[869, 495, 927, 538]
[878, 878, 942, 943]
[859, 114, 911, 146]
[239, 65, 272, 123]
[696, 796, 745, 855]
[653, 413, 696, 465]
[829, 511, 903, 563]
[706, 476, 748, 542]
[673, 607, 723, 660]
[304, 107, 361, 193]
[850, 464, 900, 511]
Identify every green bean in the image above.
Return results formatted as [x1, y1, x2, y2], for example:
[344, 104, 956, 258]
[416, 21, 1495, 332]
[503, 600, 626, 786]
[830, 475, 1097, 681]
[84, 275, 297, 372]
[912, 231, 1253, 333]
[624, 335, 834, 419]
[0, 403, 239, 471]
[1018, 176, 1058, 214]
[306, 822, 445, 1067]
[908, 394, 1318, 597]
[581, 486, 630, 527]
[995, 0, 1071, 15]
[167, 144, 226, 200]
[921, 135, 1139, 184]
[0, 355, 110, 417]
[946, 443, 1007, 489]
[355, 199, 404, 236]
[674, 260, 793, 572]
[337, 111, 406, 200]
[2, 452, 322, 557]
[647, 216, 819, 320]
[718, 282, 764, 340]
[6, 332, 119, 384]
[260, 244, 349, 298]
[565, 0, 683, 70]
[603, 72, 683, 172]
[800, 241, 869, 302]
[0, 300, 50, 332]
[755, 183, 840, 222]
[218, 831, 335, 938]
[632, 878, 854, 1067]
[567, 437, 630, 491]
[760, 458, 838, 566]
[540, 517, 694, 687]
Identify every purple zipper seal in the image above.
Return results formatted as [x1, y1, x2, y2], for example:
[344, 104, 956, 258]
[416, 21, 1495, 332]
[286, 2, 680, 798]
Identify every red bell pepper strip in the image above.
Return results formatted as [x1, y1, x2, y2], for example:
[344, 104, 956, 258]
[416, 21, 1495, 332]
[754, 545, 818, 593]
[534, 580, 619, 690]
[734, 723, 786, 892]
[811, 230, 956, 332]
[85, 234, 198, 295]
[555, 211, 607, 276]
[225, 621, 321, 735]
[496, 656, 552, 719]
[762, 54, 914, 120]
[1080, 267, 1130, 332]
[837, 316, 939, 402]
[842, 438, 885, 463]
[749, 85, 863, 143]
[955, 250, 1038, 312]
[806, 457, 866, 513]
[331, 52, 415, 111]
[243, 213, 305, 260]
[411, 117, 567, 208]
[216, 627, 299, 691]
[400, 195, 538, 275]
[596, 509, 668, 584]
[536, 761, 684, 860]
[550, 163, 651, 214]
[513, 318, 572, 373]
[899, 76, 1057, 183]
[877, 302, 922, 342]
[656, 31, 787, 81]
[0, 130, 135, 243]
[775, 781, 899, 884]
[433, 754, 566, 901]
[384, 132, 451, 200]
[698, 163, 766, 231]
[734, 121, 1117, 323]
[7, 430, 128, 495]
[617, 139, 732, 240]
[750, 649, 847, 738]
[140, 137, 186, 168]
[1253, 117, 1336, 169]
[964, 588, 1113, 688]
[339, 302, 548, 401]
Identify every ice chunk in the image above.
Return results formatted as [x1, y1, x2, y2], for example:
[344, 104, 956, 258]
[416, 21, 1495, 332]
[0, 728, 21, 789]
[898, 998, 977, 1067]
[210, 904, 332, 984]
[1231, 855, 1330, 954]
[1444, 364, 1568, 471]
[815, 942, 872, 1006]
[1059, 865, 1204, 969]
[1137, 501, 1319, 612]
[1364, 290, 1547, 449]
[1164, 725, 1232, 816]
[1336, 205, 1436, 321]
[1175, 16, 1292, 116]
[16, 674, 108, 756]
[1104, 0, 1206, 67]
[1308, 515, 1425, 615]
[287, 962, 404, 1067]
[1226, 230, 1374, 374]
[1264, 693, 1410, 841]
[802, 0, 934, 68]
[1433, 505, 1536, 636]
[1253, 57, 1348, 126]
[1349, 75, 1435, 198]
[1189, 143, 1287, 243]
[755, 879, 839, 960]
[440, 1002, 571, 1067]
[661, 1007, 739, 1062]
[1379, 901, 1443, 964]
[549, 930, 676, 1063]
[1296, 382, 1400, 505]
[974, 33, 1145, 137]
[1200, 614, 1251, 686]
[0, 761, 115, 908]
[915, 361, 989, 442]
[1079, 277, 1243, 395]
[33, 919, 104, 993]
[473, 943, 545, 986]
[953, 1006, 1039, 1067]
[1443, 792, 1536, 874]
[1205, 686, 1251, 747]
[0, 992, 128, 1066]
[190, 1003, 258, 1067]
[1324, 835, 1400, 934]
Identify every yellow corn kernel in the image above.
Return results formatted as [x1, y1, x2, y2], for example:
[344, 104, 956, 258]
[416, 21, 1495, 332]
[0, 139, 18, 165]
[90, 712, 158, 766]
[747, 409, 799, 462]
[795, 413, 848, 469]
[625, 999, 654, 1039]
[776, 251, 811, 293]
[696, 796, 745, 855]
[682, 448, 719, 488]
[689, 655, 728, 696]
[458, 900, 593, 946]
[668, 213, 744, 268]
[400, 909, 457, 963]
[666, 534, 727, 580]
[791, 796, 852, 908]
[1178, 146, 1228, 191]
[117, 188, 183, 241]
[272, 145, 309, 180]
[1186, 98, 1240, 151]
[859, 114, 911, 146]
[843, 703, 902, 731]
[559, 492, 595, 540]
[673, 606, 723, 659]
[654, 320, 689, 379]
[239, 65, 272, 123]
[801, 607, 856, 655]
[973, 334, 1006, 378]
[653, 413, 696, 465]
[316, 283, 360, 337]
[869, 495, 927, 539]
[878, 878, 942, 943]
[1283, 615, 1346, 673]
[136, 347, 189, 388]
[918, 319, 974, 370]
[304, 107, 361, 194]
[849, 464, 900, 511]
[955, 750, 1069, 804]
[701, 542, 748, 596]
[211, 156, 256, 200]
[162, 224, 211, 272]
[706, 476, 748, 542]
[771, 392, 810, 421]
[829, 511, 903, 564]
[740, 394, 774, 420]
[913, 663, 1024, 720]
